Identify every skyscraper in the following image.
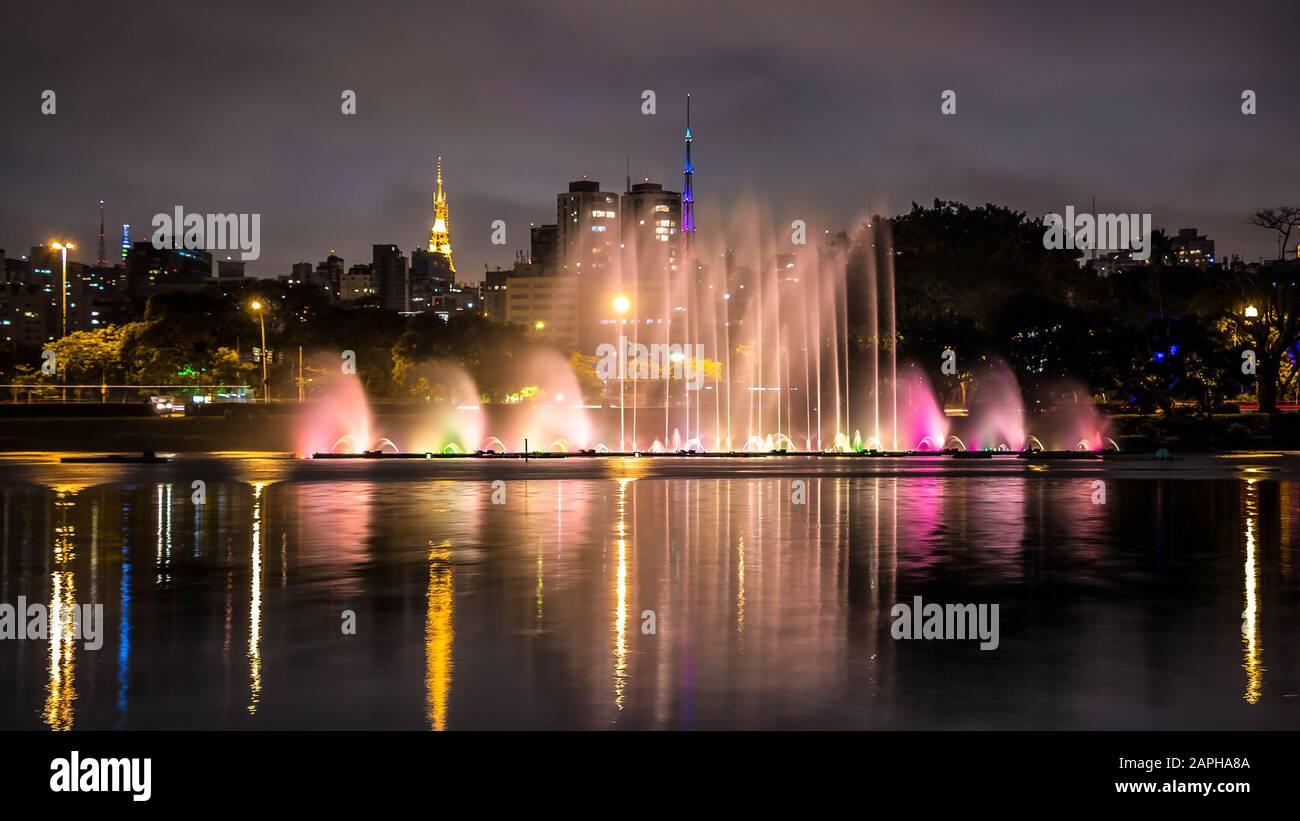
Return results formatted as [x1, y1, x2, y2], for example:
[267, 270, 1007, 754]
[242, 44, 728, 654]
[621, 180, 681, 282]
[557, 179, 619, 277]
[427, 157, 455, 273]
[373, 243, 410, 312]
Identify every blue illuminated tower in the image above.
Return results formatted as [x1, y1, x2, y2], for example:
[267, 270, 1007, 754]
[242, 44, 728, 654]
[682, 94, 695, 249]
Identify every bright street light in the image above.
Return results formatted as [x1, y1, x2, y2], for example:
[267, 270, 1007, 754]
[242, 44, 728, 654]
[251, 299, 268, 402]
[50, 241, 74, 339]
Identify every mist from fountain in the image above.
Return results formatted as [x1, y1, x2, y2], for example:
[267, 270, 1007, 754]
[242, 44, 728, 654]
[498, 348, 594, 453]
[297, 373, 373, 456]
[292, 200, 1111, 457]
[405, 361, 484, 455]
[967, 359, 1027, 452]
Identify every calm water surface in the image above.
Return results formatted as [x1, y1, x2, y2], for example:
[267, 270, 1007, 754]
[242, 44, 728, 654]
[1, 453, 1298, 729]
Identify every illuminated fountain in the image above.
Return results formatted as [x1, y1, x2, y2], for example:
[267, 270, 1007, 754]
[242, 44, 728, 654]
[404, 361, 484, 454]
[967, 359, 1027, 452]
[492, 348, 594, 453]
[894, 363, 949, 452]
[296, 373, 374, 456]
[298, 201, 1109, 458]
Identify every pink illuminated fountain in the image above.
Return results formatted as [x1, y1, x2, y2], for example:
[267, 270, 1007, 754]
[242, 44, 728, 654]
[967, 359, 1027, 452]
[295, 202, 1110, 458]
[296, 373, 373, 456]
[894, 363, 949, 451]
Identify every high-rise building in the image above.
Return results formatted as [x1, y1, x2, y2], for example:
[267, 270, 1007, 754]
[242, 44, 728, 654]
[506, 271, 582, 349]
[427, 157, 455, 273]
[557, 180, 620, 278]
[0, 286, 49, 348]
[483, 266, 509, 320]
[313, 253, 345, 297]
[530, 224, 559, 274]
[1170, 227, 1215, 267]
[410, 248, 453, 312]
[621, 180, 681, 281]
[124, 240, 212, 297]
[339, 264, 377, 302]
[120, 225, 131, 263]
[373, 244, 409, 312]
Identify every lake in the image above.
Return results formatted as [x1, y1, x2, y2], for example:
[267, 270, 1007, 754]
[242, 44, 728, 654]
[1, 452, 1297, 730]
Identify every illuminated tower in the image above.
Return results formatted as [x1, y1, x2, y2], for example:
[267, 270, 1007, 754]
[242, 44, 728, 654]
[427, 157, 455, 273]
[97, 200, 106, 266]
[120, 224, 130, 262]
[682, 94, 695, 249]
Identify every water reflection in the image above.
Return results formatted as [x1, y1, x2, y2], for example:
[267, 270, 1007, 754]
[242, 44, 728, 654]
[612, 478, 632, 715]
[248, 482, 265, 715]
[117, 500, 132, 727]
[0, 460, 1297, 730]
[44, 488, 77, 730]
[425, 539, 453, 731]
[1243, 479, 1263, 704]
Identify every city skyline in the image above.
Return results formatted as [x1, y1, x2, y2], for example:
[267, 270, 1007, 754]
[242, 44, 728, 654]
[3, 1, 1298, 276]
[2, 0, 1300, 789]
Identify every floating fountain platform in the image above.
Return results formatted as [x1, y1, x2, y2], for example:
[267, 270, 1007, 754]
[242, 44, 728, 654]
[1018, 450, 1104, 461]
[307, 448, 1108, 460]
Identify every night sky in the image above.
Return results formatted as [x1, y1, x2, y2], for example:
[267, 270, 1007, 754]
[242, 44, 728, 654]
[3, 0, 1298, 275]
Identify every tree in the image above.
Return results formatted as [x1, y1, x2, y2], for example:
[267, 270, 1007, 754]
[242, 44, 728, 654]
[391, 313, 534, 402]
[1234, 261, 1300, 413]
[1247, 207, 1300, 261]
[46, 325, 129, 385]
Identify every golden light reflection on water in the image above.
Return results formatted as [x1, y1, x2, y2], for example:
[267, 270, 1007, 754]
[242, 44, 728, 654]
[612, 478, 633, 714]
[155, 484, 172, 587]
[14, 464, 1300, 729]
[736, 533, 746, 639]
[425, 539, 454, 731]
[44, 489, 77, 731]
[248, 482, 265, 715]
[1242, 479, 1263, 704]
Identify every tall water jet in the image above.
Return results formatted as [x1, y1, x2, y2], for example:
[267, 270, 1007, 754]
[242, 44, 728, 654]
[1038, 378, 1110, 451]
[404, 361, 485, 454]
[296, 373, 372, 456]
[505, 348, 593, 452]
[967, 359, 1026, 451]
[894, 362, 948, 451]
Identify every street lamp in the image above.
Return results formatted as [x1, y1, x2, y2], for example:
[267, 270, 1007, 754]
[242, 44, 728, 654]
[50, 241, 74, 339]
[250, 300, 268, 403]
[613, 295, 630, 451]
[1244, 305, 1259, 318]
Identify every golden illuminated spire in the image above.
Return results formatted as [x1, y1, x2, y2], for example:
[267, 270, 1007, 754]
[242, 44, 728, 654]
[427, 157, 455, 272]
